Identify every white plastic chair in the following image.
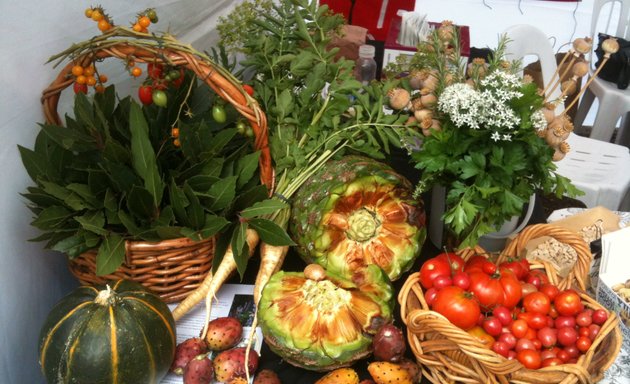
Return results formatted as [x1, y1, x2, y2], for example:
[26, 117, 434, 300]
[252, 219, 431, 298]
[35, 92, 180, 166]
[573, 0, 630, 146]
[503, 24, 630, 211]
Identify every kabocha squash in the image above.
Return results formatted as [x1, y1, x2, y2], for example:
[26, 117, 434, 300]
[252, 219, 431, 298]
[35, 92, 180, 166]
[38, 280, 176, 384]
[258, 264, 393, 371]
[290, 156, 426, 281]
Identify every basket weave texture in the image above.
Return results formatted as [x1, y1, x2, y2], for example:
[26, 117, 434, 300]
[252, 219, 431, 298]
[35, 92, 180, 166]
[399, 223, 622, 384]
[41, 37, 273, 303]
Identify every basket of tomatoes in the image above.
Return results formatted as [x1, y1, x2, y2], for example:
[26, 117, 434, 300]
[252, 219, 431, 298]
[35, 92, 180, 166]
[399, 224, 622, 383]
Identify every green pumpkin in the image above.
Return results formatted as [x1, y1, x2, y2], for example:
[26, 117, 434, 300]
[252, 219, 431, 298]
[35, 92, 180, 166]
[38, 280, 176, 384]
[290, 155, 426, 281]
[259, 264, 393, 371]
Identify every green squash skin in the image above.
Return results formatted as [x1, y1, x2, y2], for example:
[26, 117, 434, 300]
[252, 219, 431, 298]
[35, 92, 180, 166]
[290, 155, 426, 281]
[38, 280, 176, 384]
[258, 265, 393, 371]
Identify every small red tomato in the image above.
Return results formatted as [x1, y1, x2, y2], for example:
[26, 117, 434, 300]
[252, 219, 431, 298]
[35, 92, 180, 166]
[520, 283, 538, 297]
[537, 327, 557, 348]
[452, 271, 471, 290]
[492, 341, 511, 357]
[576, 336, 592, 353]
[499, 332, 517, 350]
[523, 292, 551, 315]
[138, 85, 153, 105]
[542, 357, 563, 367]
[555, 316, 576, 329]
[467, 326, 495, 346]
[557, 350, 571, 362]
[578, 327, 590, 338]
[554, 290, 583, 317]
[242, 84, 255, 96]
[432, 275, 453, 290]
[436, 252, 466, 274]
[517, 349, 542, 369]
[563, 345, 580, 358]
[424, 287, 439, 306]
[557, 326, 578, 347]
[592, 309, 608, 325]
[511, 319, 529, 339]
[483, 317, 503, 337]
[539, 283, 560, 301]
[73, 82, 88, 94]
[419, 257, 452, 289]
[147, 62, 163, 79]
[493, 306, 513, 326]
[588, 324, 601, 341]
[516, 338, 536, 352]
[540, 348, 558, 360]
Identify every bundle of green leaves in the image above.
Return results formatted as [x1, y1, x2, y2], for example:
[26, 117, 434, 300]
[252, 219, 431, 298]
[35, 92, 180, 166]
[218, 0, 411, 228]
[19, 79, 289, 275]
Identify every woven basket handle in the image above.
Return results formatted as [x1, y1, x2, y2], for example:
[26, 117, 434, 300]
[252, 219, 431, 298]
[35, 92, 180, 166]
[499, 224, 592, 291]
[41, 43, 273, 191]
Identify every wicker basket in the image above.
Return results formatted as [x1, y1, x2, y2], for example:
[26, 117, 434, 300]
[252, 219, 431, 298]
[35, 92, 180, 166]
[399, 223, 622, 384]
[41, 34, 273, 303]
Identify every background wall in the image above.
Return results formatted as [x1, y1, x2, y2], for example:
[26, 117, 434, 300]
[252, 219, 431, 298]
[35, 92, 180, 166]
[0, 1, 598, 383]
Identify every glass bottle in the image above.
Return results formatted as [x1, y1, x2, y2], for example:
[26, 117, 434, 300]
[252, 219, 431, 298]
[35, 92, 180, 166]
[355, 44, 377, 85]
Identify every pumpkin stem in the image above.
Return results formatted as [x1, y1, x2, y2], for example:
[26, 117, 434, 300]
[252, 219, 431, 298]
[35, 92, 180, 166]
[346, 208, 381, 242]
[94, 284, 115, 306]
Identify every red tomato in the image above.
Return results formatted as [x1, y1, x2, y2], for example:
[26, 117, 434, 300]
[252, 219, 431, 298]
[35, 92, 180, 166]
[554, 290, 583, 317]
[549, 306, 559, 319]
[482, 316, 503, 337]
[557, 350, 571, 362]
[588, 324, 601, 341]
[242, 84, 255, 96]
[542, 358, 563, 367]
[147, 62, 163, 79]
[576, 310, 593, 327]
[452, 271, 471, 290]
[516, 338, 536, 352]
[557, 326, 578, 347]
[468, 270, 522, 310]
[436, 252, 466, 274]
[517, 312, 547, 330]
[537, 327, 557, 348]
[563, 345, 580, 358]
[520, 283, 538, 297]
[464, 255, 495, 274]
[525, 270, 549, 288]
[419, 257, 452, 289]
[492, 341, 511, 357]
[554, 316, 576, 329]
[432, 286, 481, 330]
[467, 326, 495, 346]
[424, 287, 439, 306]
[517, 349, 542, 369]
[73, 82, 88, 94]
[511, 319, 529, 339]
[576, 336, 592, 352]
[539, 283, 560, 301]
[540, 348, 558, 360]
[138, 85, 153, 105]
[499, 258, 530, 280]
[523, 292, 551, 315]
[493, 306, 513, 326]
[499, 332, 517, 349]
[578, 326, 590, 338]
[592, 309, 608, 325]
[432, 275, 453, 290]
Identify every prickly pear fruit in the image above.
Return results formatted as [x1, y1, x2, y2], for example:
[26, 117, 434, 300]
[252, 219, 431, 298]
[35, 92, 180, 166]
[359, 380, 376, 384]
[368, 361, 413, 384]
[227, 377, 249, 384]
[171, 337, 209, 375]
[183, 354, 214, 384]
[203, 316, 243, 351]
[253, 369, 282, 384]
[213, 347, 259, 382]
[314, 367, 359, 384]
[372, 323, 406, 362]
[398, 358, 421, 383]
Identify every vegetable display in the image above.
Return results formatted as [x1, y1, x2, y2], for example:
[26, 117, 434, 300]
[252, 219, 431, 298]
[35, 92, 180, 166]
[290, 156, 426, 281]
[258, 265, 393, 371]
[38, 280, 176, 384]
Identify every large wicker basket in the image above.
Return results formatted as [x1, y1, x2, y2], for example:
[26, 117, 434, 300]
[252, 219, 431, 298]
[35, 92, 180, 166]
[399, 223, 622, 384]
[41, 33, 273, 303]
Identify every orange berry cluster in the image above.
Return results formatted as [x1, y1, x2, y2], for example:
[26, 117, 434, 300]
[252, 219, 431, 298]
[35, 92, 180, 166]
[71, 64, 108, 94]
[132, 9, 158, 33]
[84, 7, 113, 32]
[171, 127, 181, 147]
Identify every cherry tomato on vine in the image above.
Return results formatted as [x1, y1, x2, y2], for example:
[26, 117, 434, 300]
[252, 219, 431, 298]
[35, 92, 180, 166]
[152, 89, 167, 107]
[73, 82, 88, 94]
[147, 62, 163, 79]
[71, 65, 84, 77]
[243, 84, 255, 96]
[147, 9, 158, 23]
[131, 67, 143, 77]
[138, 85, 153, 105]
[138, 16, 151, 28]
[212, 104, 227, 123]
[419, 256, 451, 289]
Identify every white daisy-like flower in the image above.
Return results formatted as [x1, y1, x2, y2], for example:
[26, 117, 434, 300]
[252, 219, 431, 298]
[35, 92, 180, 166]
[531, 109, 548, 132]
[491, 131, 502, 141]
[502, 134, 512, 141]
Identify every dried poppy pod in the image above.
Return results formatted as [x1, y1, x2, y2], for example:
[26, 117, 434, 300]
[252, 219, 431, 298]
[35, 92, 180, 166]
[388, 88, 411, 110]
[410, 97, 424, 112]
[561, 78, 578, 95]
[419, 88, 437, 108]
[467, 57, 488, 78]
[423, 71, 440, 93]
[602, 38, 620, 55]
[414, 108, 432, 122]
[553, 141, 571, 161]
[522, 74, 534, 85]
[536, 127, 548, 138]
[405, 115, 418, 126]
[437, 20, 456, 42]
[546, 116, 568, 146]
[572, 61, 589, 78]
[543, 105, 556, 124]
[572, 37, 592, 55]
[409, 70, 427, 90]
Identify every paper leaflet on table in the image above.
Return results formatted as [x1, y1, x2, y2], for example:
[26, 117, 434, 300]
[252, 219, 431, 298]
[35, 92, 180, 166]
[161, 284, 263, 384]
[397, 11, 431, 47]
